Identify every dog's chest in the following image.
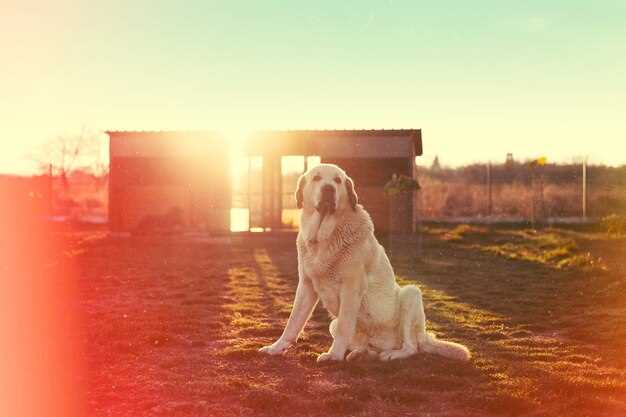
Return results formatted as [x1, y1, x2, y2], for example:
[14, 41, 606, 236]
[300, 243, 343, 314]
[300, 242, 341, 281]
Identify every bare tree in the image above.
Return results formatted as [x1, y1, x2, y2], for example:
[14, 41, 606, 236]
[34, 127, 104, 193]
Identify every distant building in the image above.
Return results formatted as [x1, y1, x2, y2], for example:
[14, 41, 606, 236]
[105, 129, 423, 233]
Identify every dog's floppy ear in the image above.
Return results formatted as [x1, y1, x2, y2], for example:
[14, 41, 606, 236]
[345, 176, 358, 211]
[295, 174, 305, 208]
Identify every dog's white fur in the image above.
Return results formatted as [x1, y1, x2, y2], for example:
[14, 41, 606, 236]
[259, 164, 471, 362]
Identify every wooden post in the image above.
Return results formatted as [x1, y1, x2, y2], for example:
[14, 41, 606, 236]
[487, 162, 493, 216]
[582, 158, 587, 219]
[275, 156, 282, 229]
[530, 165, 536, 228]
[262, 155, 282, 231]
[48, 163, 53, 218]
[538, 171, 544, 222]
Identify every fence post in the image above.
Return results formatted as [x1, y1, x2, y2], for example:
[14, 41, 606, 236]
[537, 172, 547, 222]
[582, 158, 587, 219]
[530, 165, 535, 228]
[486, 162, 493, 216]
[48, 163, 53, 218]
[529, 158, 546, 228]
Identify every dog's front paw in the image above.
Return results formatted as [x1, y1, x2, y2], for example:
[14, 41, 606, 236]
[316, 351, 344, 363]
[259, 340, 291, 355]
[346, 349, 372, 362]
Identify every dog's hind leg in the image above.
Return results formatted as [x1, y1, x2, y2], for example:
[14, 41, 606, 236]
[413, 287, 472, 361]
[379, 286, 420, 361]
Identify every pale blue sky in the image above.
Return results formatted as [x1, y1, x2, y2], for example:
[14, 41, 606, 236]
[2, 0, 625, 173]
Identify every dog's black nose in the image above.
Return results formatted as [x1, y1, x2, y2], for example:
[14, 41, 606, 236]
[321, 184, 335, 199]
[317, 184, 336, 215]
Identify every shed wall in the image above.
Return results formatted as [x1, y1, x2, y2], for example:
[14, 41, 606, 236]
[107, 129, 420, 233]
[322, 157, 415, 233]
[109, 134, 230, 232]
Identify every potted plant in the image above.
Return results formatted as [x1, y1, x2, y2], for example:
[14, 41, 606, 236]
[384, 174, 421, 259]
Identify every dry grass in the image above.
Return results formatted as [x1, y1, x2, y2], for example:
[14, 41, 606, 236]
[418, 173, 626, 219]
[70, 226, 626, 416]
[429, 225, 607, 271]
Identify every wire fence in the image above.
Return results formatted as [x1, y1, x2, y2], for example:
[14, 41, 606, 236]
[416, 162, 626, 223]
[6, 160, 623, 231]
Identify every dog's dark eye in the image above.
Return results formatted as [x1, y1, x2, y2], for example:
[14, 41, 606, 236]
[334, 177, 341, 185]
[313, 175, 321, 182]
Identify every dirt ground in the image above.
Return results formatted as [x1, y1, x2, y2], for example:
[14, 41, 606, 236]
[74, 226, 626, 417]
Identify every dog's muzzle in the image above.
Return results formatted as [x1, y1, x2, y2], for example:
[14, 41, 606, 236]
[316, 185, 336, 216]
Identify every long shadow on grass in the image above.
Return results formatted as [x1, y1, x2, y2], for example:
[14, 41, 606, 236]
[256, 235, 626, 417]
[393, 235, 583, 333]
[389, 235, 626, 416]
[245, 237, 538, 417]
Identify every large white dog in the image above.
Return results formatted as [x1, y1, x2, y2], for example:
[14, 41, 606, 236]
[259, 164, 470, 362]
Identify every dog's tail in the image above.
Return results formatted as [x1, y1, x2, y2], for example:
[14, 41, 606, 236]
[418, 332, 471, 361]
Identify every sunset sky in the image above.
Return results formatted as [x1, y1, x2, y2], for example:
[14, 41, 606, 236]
[2, 0, 626, 174]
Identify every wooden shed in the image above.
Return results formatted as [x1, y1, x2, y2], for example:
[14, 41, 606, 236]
[106, 129, 422, 234]
[106, 131, 230, 233]
[245, 129, 422, 233]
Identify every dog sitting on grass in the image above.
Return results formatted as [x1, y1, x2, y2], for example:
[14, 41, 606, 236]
[260, 164, 470, 362]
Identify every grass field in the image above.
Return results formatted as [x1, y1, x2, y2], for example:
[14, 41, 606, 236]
[75, 225, 626, 417]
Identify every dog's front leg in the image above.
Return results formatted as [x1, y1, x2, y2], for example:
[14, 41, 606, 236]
[259, 267, 318, 355]
[317, 274, 365, 362]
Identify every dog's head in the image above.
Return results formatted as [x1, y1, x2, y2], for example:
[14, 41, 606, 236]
[295, 164, 358, 243]
[295, 164, 358, 215]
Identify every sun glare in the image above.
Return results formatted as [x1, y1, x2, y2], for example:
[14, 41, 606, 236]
[225, 130, 321, 232]
[227, 129, 249, 184]
[227, 129, 251, 232]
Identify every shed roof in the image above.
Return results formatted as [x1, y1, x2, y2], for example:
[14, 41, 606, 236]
[106, 131, 224, 158]
[246, 129, 422, 158]
[105, 129, 423, 158]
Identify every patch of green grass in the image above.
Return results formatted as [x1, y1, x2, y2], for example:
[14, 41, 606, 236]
[426, 225, 609, 272]
[440, 224, 489, 241]
[471, 229, 606, 271]
[230, 312, 272, 330]
[602, 214, 626, 237]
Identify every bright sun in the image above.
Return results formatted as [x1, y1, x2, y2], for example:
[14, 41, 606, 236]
[224, 130, 320, 232]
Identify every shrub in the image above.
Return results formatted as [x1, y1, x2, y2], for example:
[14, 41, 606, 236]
[601, 214, 626, 236]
